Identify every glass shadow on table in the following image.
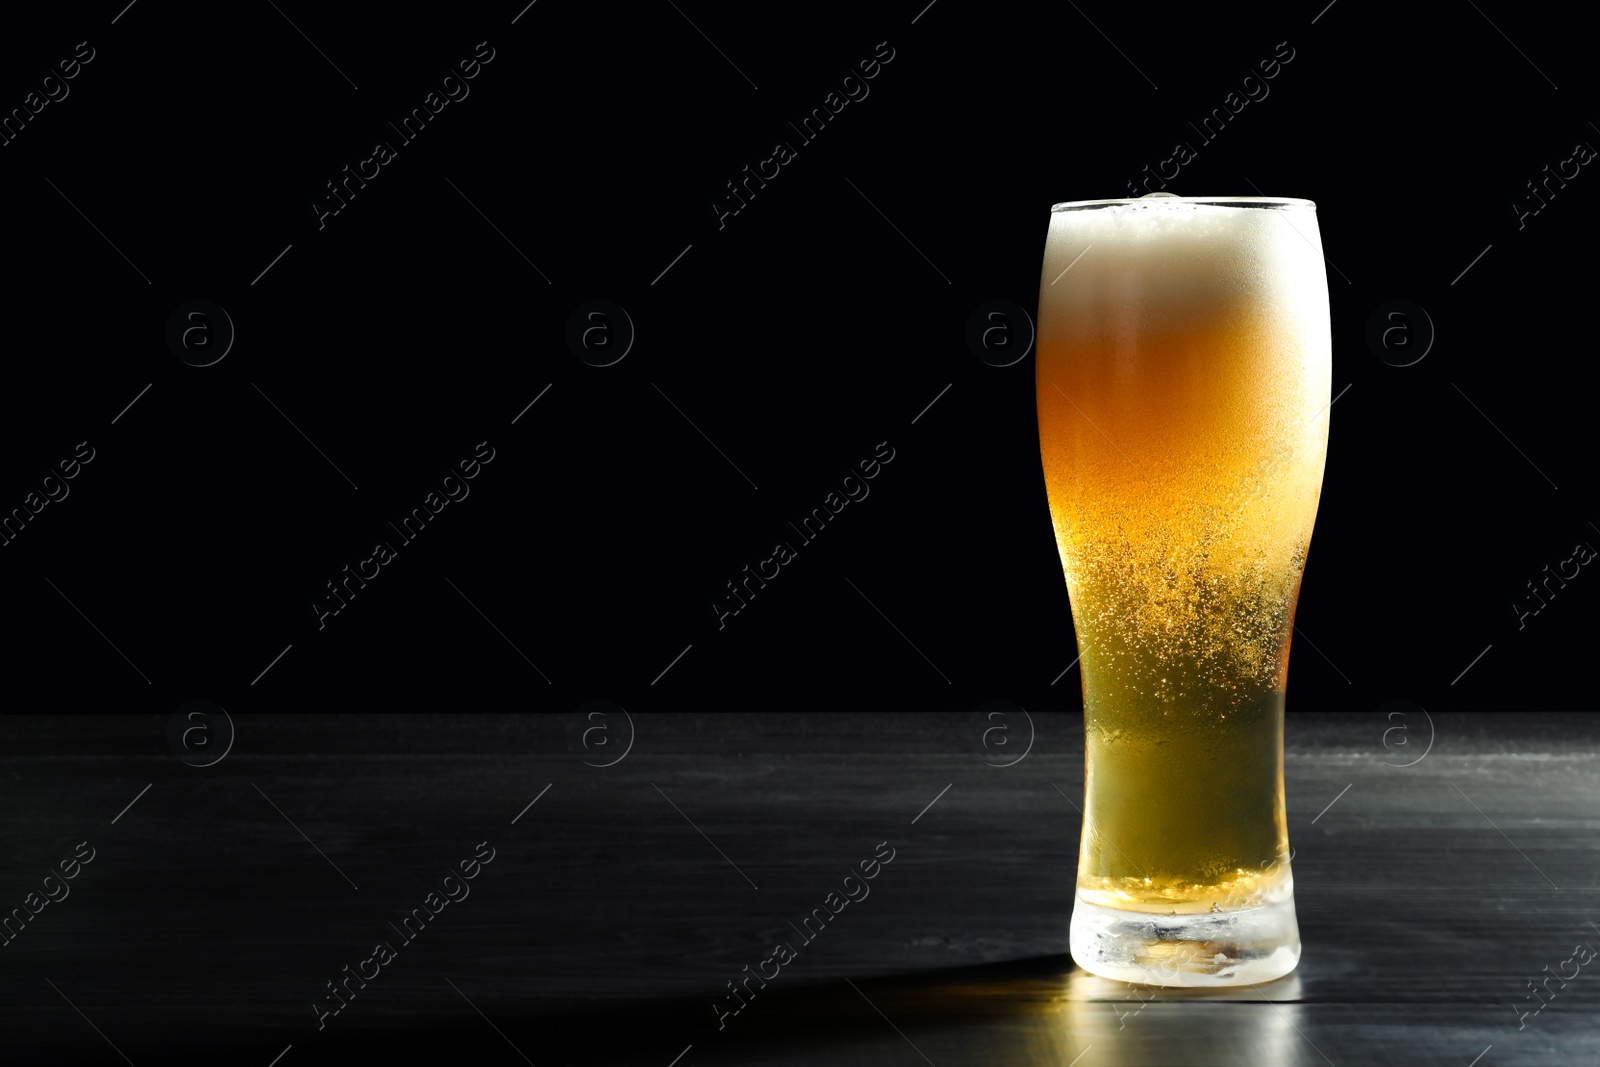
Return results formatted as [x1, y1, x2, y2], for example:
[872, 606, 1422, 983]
[232, 954, 1315, 1067]
[691, 959, 1308, 1067]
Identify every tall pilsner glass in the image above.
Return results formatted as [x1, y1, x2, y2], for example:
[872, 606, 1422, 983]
[1037, 194, 1330, 986]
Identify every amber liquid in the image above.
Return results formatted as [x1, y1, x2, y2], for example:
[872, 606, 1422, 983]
[1037, 202, 1330, 912]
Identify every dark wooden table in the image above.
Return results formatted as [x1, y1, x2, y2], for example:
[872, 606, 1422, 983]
[3, 712, 1597, 1065]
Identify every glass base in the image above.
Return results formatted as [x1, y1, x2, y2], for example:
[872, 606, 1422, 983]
[1069, 891, 1301, 987]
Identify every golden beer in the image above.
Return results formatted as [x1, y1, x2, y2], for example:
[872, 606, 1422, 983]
[1038, 195, 1330, 985]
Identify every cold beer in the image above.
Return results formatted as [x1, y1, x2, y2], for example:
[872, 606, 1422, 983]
[1037, 195, 1330, 985]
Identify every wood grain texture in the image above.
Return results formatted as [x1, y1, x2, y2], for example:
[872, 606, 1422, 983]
[1, 712, 1596, 1065]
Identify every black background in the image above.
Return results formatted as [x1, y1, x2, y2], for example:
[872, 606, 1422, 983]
[4, 7, 1600, 1066]
[3, 0, 1597, 714]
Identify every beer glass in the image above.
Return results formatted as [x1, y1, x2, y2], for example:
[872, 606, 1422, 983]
[1037, 194, 1331, 986]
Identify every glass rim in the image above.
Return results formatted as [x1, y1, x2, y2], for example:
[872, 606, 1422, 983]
[1050, 195, 1316, 212]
